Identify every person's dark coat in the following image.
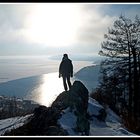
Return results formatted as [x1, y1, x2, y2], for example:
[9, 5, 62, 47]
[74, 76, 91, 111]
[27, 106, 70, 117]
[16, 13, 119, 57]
[59, 57, 73, 77]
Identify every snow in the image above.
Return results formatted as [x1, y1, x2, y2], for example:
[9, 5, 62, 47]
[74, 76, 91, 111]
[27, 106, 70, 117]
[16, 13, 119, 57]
[58, 97, 137, 136]
[88, 98, 104, 116]
[0, 114, 32, 135]
[105, 107, 121, 123]
[58, 108, 78, 135]
[0, 96, 138, 136]
[0, 64, 139, 136]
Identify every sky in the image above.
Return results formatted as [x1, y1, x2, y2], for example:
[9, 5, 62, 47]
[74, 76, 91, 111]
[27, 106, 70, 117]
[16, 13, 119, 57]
[0, 3, 140, 58]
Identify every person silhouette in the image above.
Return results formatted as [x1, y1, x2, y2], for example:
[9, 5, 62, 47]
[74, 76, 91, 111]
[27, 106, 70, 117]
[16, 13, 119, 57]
[59, 54, 73, 91]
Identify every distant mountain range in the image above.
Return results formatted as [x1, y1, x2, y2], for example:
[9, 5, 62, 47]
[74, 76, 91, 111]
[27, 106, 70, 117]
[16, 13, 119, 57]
[49, 54, 105, 64]
[74, 64, 101, 92]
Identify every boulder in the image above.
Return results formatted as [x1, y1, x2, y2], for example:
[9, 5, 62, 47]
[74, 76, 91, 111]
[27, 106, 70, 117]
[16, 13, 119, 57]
[67, 81, 89, 135]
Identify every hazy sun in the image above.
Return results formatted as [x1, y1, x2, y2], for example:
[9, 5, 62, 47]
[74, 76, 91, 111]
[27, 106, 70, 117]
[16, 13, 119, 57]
[25, 4, 84, 47]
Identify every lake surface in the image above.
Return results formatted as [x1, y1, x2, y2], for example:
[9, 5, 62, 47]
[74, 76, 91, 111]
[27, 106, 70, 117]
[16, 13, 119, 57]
[0, 55, 92, 83]
[0, 56, 93, 106]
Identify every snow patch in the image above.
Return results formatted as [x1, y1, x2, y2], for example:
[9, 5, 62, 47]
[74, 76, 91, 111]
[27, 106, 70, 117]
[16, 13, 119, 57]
[58, 97, 137, 136]
[88, 97, 104, 116]
[0, 114, 32, 135]
[58, 107, 78, 135]
[106, 107, 121, 123]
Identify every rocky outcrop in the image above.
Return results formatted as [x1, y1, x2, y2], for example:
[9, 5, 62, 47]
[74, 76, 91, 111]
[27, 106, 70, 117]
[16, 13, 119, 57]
[51, 81, 90, 135]
[67, 81, 89, 135]
[4, 81, 90, 136]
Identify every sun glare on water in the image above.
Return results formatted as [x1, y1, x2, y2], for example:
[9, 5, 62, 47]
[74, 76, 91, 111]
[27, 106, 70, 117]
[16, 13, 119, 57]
[31, 72, 64, 107]
[25, 4, 84, 47]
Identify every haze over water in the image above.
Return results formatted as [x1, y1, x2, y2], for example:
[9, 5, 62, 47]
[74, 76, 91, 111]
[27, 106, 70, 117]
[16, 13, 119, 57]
[0, 55, 93, 106]
[0, 55, 92, 83]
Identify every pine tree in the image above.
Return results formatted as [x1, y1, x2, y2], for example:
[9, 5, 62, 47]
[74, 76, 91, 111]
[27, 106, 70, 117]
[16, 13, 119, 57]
[99, 15, 140, 122]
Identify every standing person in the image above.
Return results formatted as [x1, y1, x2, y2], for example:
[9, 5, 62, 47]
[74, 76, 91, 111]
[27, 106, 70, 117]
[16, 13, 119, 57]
[59, 54, 73, 91]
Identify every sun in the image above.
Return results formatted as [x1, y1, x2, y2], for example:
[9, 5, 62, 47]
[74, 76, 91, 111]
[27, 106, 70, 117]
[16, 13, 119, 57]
[24, 3, 84, 47]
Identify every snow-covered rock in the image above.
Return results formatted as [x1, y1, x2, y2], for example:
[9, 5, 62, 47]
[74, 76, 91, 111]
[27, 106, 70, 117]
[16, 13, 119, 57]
[58, 107, 77, 135]
[0, 114, 32, 135]
[58, 97, 137, 136]
[0, 95, 39, 120]
[0, 97, 137, 136]
[0, 78, 137, 136]
[88, 98, 104, 116]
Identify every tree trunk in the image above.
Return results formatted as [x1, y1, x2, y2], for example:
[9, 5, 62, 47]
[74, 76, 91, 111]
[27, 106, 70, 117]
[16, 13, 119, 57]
[128, 44, 133, 116]
[132, 47, 139, 118]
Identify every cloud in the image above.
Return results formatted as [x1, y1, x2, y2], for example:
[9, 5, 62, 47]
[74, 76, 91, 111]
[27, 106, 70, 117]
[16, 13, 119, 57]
[0, 4, 139, 56]
[76, 4, 140, 54]
[0, 4, 31, 44]
[76, 5, 117, 51]
[0, 4, 30, 29]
